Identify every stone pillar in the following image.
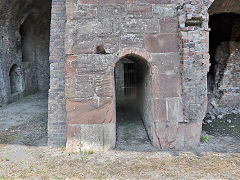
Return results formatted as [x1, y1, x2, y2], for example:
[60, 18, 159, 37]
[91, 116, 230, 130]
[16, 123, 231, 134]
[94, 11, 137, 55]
[48, 0, 67, 147]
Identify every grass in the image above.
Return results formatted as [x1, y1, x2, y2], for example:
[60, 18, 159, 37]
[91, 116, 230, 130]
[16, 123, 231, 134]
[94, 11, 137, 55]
[200, 135, 210, 143]
[80, 149, 94, 160]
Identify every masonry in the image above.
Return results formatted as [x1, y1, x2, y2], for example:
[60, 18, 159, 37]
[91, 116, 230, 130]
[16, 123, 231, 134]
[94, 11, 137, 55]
[0, 0, 239, 152]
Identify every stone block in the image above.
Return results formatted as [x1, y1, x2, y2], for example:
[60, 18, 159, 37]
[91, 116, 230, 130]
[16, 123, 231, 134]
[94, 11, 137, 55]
[97, 5, 126, 17]
[65, 34, 120, 54]
[159, 18, 178, 34]
[74, 55, 114, 75]
[153, 121, 178, 149]
[103, 123, 116, 152]
[153, 73, 181, 98]
[66, 98, 114, 124]
[184, 122, 202, 149]
[121, 18, 159, 34]
[127, 4, 153, 18]
[167, 97, 184, 122]
[153, 98, 167, 122]
[80, 124, 104, 152]
[120, 33, 144, 48]
[66, 124, 82, 152]
[66, 19, 113, 36]
[66, 123, 116, 153]
[172, 122, 185, 149]
[145, 34, 178, 53]
[66, 3, 97, 20]
[95, 74, 114, 97]
[152, 4, 177, 18]
[152, 53, 180, 74]
[65, 74, 95, 99]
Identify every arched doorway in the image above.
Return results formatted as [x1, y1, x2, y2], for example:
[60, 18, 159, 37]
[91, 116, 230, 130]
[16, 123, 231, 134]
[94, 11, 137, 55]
[114, 54, 154, 150]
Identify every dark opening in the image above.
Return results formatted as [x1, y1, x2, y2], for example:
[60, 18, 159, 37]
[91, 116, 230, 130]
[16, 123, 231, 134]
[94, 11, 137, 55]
[124, 63, 136, 96]
[9, 64, 21, 94]
[203, 11, 240, 150]
[208, 13, 240, 98]
[114, 55, 154, 151]
[19, 9, 51, 95]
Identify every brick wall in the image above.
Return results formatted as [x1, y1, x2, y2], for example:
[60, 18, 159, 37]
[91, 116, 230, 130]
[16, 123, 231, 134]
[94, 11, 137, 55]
[48, 0, 67, 146]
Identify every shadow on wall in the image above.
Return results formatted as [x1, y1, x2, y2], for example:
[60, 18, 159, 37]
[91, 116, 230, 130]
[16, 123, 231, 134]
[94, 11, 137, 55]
[9, 64, 23, 95]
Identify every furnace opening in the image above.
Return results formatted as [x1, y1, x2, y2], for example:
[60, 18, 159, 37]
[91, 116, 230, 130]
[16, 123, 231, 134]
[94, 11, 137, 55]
[114, 55, 153, 150]
[208, 13, 240, 106]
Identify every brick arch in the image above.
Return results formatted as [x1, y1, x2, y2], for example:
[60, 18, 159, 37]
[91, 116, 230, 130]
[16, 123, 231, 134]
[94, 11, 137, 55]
[208, 0, 240, 15]
[117, 48, 152, 66]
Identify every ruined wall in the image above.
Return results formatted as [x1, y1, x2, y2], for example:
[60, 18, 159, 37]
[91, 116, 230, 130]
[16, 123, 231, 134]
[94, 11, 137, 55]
[0, 0, 51, 106]
[64, 0, 185, 152]
[0, 21, 24, 105]
[208, 13, 240, 107]
[218, 41, 240, 106]
[177, 0, 211, 147]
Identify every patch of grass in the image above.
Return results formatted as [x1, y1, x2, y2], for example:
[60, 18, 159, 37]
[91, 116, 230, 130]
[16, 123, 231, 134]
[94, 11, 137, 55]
[61, 146, 66, 152]
[215, 93, 221, 99]
[80, 149, 93, 160]
[0, 176, 8, 180]
[200, 135, 210, 143]
[218, 101, 223, 107]
[95, 168, 106, 180]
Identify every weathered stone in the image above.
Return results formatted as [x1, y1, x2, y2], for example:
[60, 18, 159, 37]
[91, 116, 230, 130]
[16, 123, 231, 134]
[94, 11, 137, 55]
[145, 34, 178, 53]
[1, 0, 227, 152]
[66, 123, 116, 153]
[167, 97, 184, 122]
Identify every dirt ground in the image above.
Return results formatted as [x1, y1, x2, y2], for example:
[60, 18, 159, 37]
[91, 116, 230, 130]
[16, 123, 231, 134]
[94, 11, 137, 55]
[0, 93, 240, 179]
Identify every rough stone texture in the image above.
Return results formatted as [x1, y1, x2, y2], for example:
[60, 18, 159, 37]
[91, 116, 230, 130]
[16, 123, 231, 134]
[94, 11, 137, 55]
[64, 1, 185, 152]
[1, 0, 238, 152]
[219, 41, 240, 106]
[0, 0, 51, 106]
[208, 13, 240, 107]
[48, 0, 67, 147]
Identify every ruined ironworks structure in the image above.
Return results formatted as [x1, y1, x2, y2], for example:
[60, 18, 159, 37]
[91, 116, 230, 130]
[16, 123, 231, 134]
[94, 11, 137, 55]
[0, 0, 239, 152]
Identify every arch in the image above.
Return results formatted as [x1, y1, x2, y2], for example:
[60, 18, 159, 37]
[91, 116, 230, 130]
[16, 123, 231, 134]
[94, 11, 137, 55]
[114, 53, 154, 148]
[208, 0, 240, 15]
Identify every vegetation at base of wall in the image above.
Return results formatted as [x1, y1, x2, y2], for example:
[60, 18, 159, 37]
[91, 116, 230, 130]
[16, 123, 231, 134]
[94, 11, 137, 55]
[95, 168, 107, 180]
[215, 93, 221, 99]
[200, 135, 210, 143]
[218, 101, 223, 107]
[80, 149, 94, 160]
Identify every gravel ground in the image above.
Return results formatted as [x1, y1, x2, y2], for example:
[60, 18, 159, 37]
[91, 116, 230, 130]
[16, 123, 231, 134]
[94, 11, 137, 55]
[0, 93, 240, 179]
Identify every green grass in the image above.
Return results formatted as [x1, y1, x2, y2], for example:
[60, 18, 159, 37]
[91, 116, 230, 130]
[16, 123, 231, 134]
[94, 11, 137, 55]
[200, 135, 210, 143]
